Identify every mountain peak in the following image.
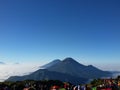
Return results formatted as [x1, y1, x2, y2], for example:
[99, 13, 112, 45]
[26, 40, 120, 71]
[40, 59, 61, 69]
[64, 57, 74, 60]
[63, 57, 76, 62]
[53, 59, 61, 62]
[62, 57, 82, 66]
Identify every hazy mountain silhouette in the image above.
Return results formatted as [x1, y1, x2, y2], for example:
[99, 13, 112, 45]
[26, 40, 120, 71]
[6, 57, 111, 84]
[6, 69, 87, 84]
[40, 59, 61, 69]
[47, 57, 111, 79]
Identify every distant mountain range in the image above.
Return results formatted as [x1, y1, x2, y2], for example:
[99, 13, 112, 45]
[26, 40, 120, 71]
[6, 57, 112, 84]
[46, 58, 111, 79]
[7, 69, 87, 84]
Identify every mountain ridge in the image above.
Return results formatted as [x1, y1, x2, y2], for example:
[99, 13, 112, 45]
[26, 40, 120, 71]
[40, 59, 61, 69]
[47, 57, 111, 79]
[6, 69, 88, 84]
[6, 57, 112, 84]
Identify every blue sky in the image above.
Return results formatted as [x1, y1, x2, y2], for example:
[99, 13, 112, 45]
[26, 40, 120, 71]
[0, 0, 120, 70]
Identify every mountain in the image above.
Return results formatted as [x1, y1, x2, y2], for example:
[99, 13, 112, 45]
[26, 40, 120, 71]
[6, 57, 112, 84]
[40, 59, 61, 69]
[47, 57, 111, 79]
[6, 69, 87, 84]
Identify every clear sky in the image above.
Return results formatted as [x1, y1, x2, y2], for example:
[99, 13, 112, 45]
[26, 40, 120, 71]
[0, 0, 120, 71]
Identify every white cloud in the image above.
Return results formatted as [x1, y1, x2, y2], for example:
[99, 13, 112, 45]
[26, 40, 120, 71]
[94, 63, 120, 71]
[0, 63, 40, 82]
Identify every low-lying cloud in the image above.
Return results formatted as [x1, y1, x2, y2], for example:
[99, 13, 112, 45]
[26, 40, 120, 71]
[0, 63, 40, 82]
